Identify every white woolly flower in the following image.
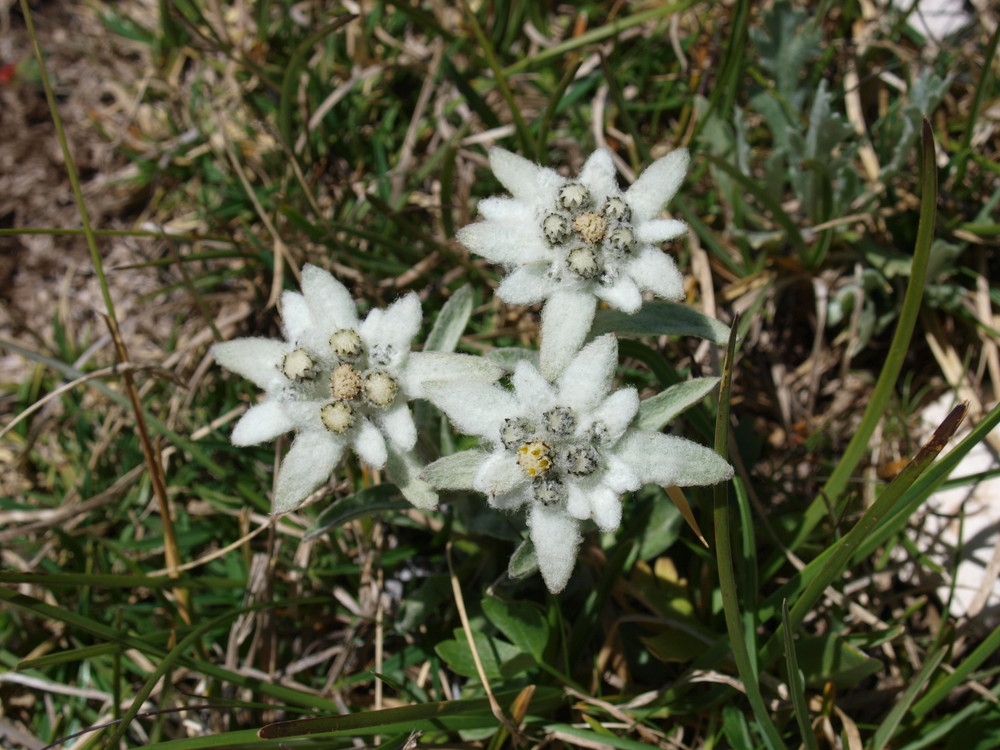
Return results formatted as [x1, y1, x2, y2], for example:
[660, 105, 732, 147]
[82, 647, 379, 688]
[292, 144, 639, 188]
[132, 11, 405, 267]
[213, 265, 502, 514]
[458, 147, 689, 379]
[422, 335, 732, 594]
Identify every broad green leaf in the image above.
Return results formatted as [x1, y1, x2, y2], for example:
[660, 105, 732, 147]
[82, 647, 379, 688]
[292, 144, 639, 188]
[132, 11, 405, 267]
[636, 377, 720, 431]
[592, 301, 730, 344]
[424, 284, 473, 353]
[435, 629, 534, 681]
[482, 596, 548, 660]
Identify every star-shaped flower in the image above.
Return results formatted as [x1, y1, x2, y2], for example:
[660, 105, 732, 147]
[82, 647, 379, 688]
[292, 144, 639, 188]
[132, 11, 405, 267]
[458, 148, 689, 379]
[422, 335, 732, 593]
[213, 265, 502, 513]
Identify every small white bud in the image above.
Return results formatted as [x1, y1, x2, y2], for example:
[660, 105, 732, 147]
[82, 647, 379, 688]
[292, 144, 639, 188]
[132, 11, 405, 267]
[567, 247, 600, 279]
[329, 328, 362, 359]
[602, 197, 631, 222]
[501, 417, 534, 450]
[606, 226, 635, 255]
[556, 444, 600, 476]
[543, 406, 577, 437]
[321, 401, 355, 434]
[532, 477, 566, 507]
[542, 213, 569, 245]
[281, 349, 315, 382]
[364, 371, 398, 407]
[558, 183, 591, 211]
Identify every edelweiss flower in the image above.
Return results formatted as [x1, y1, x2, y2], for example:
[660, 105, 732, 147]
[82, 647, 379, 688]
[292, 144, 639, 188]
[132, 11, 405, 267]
[213, 265, 501, 513]
[422, 335, 732, 593]
[458, 148, 689, 378]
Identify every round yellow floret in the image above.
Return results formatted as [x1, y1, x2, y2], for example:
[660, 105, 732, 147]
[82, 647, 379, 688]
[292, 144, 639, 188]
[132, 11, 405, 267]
[516, 440, 552, 478]
[572, 212, 608, 244]
[330, 363, 362, 401]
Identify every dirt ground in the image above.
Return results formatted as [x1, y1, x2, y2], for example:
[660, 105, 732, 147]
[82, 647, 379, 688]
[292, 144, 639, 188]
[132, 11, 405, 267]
[0, 0, 176, 386]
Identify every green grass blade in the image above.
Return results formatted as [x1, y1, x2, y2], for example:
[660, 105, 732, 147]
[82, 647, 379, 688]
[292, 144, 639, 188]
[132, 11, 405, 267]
[785, 118, 939, 557]
[870, 645, 947, 750]
[911, 623, 1000, 719]
[781, 600, 819, 750]
[761, 403, 968, 664]
[712, 315, 786, 750]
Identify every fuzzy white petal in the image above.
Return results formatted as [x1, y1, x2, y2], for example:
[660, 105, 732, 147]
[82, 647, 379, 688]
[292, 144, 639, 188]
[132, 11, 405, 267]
[376, 403, 417, 450]
[273, 431, 344, 514]
[595, 275, 642, 313]
[423, 381, 518, 442]
[591, 387, 640, 444]
[496, 263, 557, 305]
[602, 453, 642, 493]
[628, 248, 685, 300]
[566, 482, 591, 520]
[578, 149, 617, 204]
[401, 352, 503, 399]
[353, 418, 388, 469]
[636, 219, 688, 244]
[540, 289, 598, 381]
[625, 149, 689, 223]
[280, 291, 313, 342]
[477, 196, 534, 223]
[616, 431, 734, 487]
[491, 488, 529, 511]
[528, 504, 582, 594]
[457, 221, 545, 266]
[556, 335, 617, 413]
[374, 292, 422, 358]
[231, 401, 297, 446]
[213, 339, 288, 389]
[301, 264, 359, 331]
[512, 360, 557, 412]
[474, 451, 528, 497]
[589, 483, 622, 533]
[489, 148, 563, 202]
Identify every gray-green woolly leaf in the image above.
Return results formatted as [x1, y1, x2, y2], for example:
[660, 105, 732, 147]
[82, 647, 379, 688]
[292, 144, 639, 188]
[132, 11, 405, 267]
[423, 285, 473, 353]
[591, 301, 730, 344]
[386, 447, 439, 510]
[420, 449, 488, 490]
[636, 377, 721, 432]
[485, 347, 538, 372]
[304, 485, 410, 541]
[507, 539, 539, 580]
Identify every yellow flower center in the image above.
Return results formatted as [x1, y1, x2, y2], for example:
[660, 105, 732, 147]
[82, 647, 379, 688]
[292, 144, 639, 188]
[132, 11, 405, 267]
[572, 212, 608, 244]
[330, 363, 362, 400]
[517, 440, 552, 478]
